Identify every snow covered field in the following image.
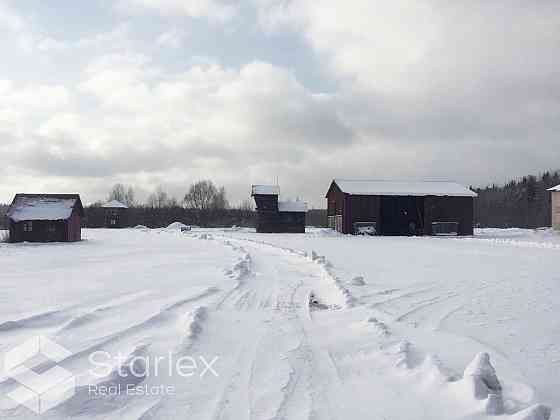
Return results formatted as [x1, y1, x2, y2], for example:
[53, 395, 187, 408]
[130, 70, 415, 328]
[0, 227, 558, 419]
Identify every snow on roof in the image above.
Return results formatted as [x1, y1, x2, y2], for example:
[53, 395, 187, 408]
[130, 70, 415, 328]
[7, 194, 81, 222]
[102, 200, 128, 208]
[252, 185, 280, 195]
[547, 184, 560, 192]
[332, 179, 477, 197]
[278, 201, 307, 213]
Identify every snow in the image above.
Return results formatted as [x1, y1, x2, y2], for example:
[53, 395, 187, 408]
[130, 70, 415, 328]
[7, 196, 77, 222]
[547, 184, 560, 192]
[333, 179, 478, 197]
[278, 200, 307, 212]
[251, 184, 280, 195]
[165, 221, 188, 230]
[0, 227, 557, 420]
[102, 200, 128, 209]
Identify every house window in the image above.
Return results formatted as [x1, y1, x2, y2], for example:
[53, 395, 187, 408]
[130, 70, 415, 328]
[23, 221, 33, 232]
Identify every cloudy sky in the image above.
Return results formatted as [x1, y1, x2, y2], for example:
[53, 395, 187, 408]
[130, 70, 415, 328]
[1, 0, 559, 207]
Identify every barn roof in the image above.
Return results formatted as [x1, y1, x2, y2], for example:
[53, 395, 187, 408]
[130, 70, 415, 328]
[278, 201, 307, 213]
[102, 200, 128, 209]
[329, 179, 477, 197]
[7, 194, 84, 222]
[547, 184, 560, 192]
[252, 185, 280, 196]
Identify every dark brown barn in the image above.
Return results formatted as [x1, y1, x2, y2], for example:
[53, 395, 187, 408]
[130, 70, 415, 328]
[252, 185, 307, 233]
[102, 200, 128, 228]
[326, 180, 477, 236]
[6, 194, 84, 243]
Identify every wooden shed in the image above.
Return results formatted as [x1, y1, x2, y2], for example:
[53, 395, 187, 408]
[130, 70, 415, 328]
[6, 194, 84, 243]
[251, 185, 307, 233]
[548, 184, 560, 230]
[326, 180, 477, 236]
[102, 200, 128, 228]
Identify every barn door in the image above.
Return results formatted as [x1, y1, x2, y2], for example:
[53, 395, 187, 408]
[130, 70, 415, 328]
[335, 215, 343, 233]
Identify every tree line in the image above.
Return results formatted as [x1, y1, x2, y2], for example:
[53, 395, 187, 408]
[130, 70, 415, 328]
[474, 170, 560, 228]
[86, 180, 326, 228]
[99, 180, 230, 210]
[2, 173, 559, 230]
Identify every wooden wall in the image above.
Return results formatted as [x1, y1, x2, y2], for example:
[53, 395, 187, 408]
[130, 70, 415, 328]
[326, 189, 474, 236]
[255, 211, 305, 233]
[423, 196, 474, 236]
[67, 212, 82, 241]
[104, 208, 128, 228]
[9, 220, 69, 242]
[553, 191, 560, 229]
[348, 195, 381, 232]
[8, 210, 82, 243]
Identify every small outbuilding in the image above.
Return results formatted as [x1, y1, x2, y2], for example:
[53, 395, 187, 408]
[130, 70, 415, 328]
[6, 194, 84, 243]
[251, 185, 307, 233]
[325, 179, 477, 236]
[102, 200, 128, 228]
[548, 185, 560, 230]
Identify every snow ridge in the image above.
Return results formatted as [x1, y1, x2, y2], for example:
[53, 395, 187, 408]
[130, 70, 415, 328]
[185, 306, 208, 340]
[310, 250, 354, 308]
[223, 240, 253, 287]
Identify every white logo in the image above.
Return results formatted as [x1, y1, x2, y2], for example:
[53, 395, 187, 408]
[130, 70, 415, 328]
[2, 336, 76, 414]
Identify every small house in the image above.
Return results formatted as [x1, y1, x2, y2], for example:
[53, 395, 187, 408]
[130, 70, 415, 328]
[326, 179, 477, 236]
[548, 185, 560, 230]
[251, 185, 307, 233]
[102, 200, 128, 228]
[6, 194, 84, 243]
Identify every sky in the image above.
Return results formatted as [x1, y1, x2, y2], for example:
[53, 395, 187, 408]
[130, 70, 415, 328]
[1, 0, 559, 208]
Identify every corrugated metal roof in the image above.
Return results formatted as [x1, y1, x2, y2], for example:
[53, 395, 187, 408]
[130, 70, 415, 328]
[252, 185, 280, 195]
[7, 194, 82, 222]
[332, 179, 477, 197]
[278, 201, 307, 213]
[102, 200, 128, 208]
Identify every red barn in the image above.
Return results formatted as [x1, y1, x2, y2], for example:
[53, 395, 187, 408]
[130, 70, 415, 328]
[326, 180, 477, 236]
[6, 194, 84, 243]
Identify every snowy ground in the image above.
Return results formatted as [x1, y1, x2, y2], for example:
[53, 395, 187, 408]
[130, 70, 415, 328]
[0, 227, 557, 419]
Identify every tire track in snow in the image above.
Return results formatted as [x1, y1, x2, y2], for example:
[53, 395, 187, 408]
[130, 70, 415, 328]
[170, 236, 345, 420]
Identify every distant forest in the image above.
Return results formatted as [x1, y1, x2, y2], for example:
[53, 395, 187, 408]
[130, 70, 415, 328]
[1, 172, 559, 230]
[473, 170, 560, 228]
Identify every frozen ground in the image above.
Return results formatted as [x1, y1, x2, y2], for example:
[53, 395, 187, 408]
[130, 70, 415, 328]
[0, 227, 557, 419]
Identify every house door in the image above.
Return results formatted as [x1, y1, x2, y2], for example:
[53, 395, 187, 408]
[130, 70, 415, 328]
[47, 222, 65, 242]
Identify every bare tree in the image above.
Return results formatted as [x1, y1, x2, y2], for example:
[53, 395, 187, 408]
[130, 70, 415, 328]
[125, 186, 136, 207]
[108, 183, 126, 203]
[238, 199, 254, 211]
[108, 183, 136, 206]
[184, 180, 228, 210]
[147, 186, 172, 208]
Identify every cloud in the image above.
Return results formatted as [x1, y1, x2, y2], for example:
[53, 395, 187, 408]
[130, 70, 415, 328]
[255, 1, 560, 181]
[156, 30, 187, 48]
[257, 1, 560, 93]
[0, 2, 34, 53]
[2, 55, 352, 204]
[118, 0, 238, 22]
[2, 1, 560, 206]
[36, 24, 138, 54]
